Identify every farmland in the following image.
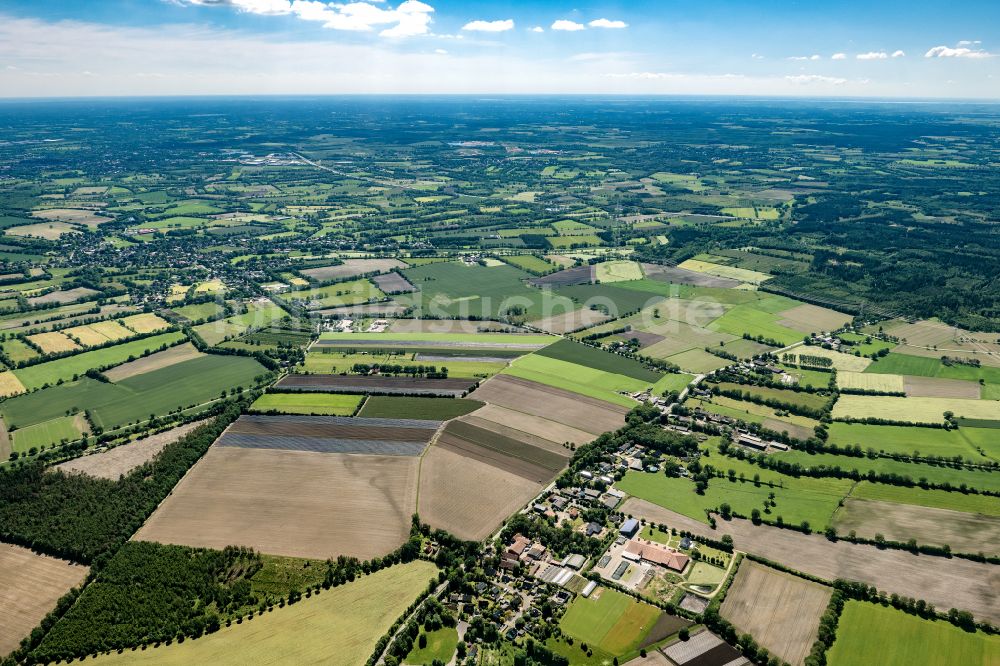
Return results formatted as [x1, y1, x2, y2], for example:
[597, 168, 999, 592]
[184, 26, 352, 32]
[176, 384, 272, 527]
[720, 560, 832, 666]
[249, 392, 363, 416]
[826, 601, 999, 666]
[1, 93, 999, 661]
[0, 543, 89, 656]
[91, 561, 439, 666]
[135, 445, 421, 560]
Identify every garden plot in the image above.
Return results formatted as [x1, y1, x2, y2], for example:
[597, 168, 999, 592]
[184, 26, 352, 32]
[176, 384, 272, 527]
[0, 543, 89, 657]
[467, 374, 628, 435]
[300, 258, 407, 281]
[216, 414, 441, 456]
[276, 374, 478, 396]
[134, 445, 420, 560]
[720, 560, 832, 666]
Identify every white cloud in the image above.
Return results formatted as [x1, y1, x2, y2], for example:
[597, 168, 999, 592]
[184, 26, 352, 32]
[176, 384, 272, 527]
[434, 48, 447, 54]
[551, 20, 585, 31]
[857, 51, 888, 60]
[461, 19, 514, 32]
[892, 50, 905, 58]
[785, 74, 848, 85]
[788, 54, 821, 61]
[588, 18, 627, 29]
[957, 40, 981, 46]
[751, 53, 764, 60]
[179, 0, 435, 37]
[831, 53, 846, 60]
[925, 44, 994, 59]
[529, 26, 544, 33]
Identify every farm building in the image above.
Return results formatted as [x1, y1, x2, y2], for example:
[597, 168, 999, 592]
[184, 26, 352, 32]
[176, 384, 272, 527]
[620, 517, 640, 537]
[581, 581, 598, 598]
[622, 538, 690, 572]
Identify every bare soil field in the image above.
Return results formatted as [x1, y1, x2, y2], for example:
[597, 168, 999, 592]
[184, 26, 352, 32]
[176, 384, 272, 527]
[103, 343, 204, 381]
[903, 375, 982, 399]
[761, 418, 814, 442]
[55, 420, 209, 480]
[276, 374, 478, 396]
[373, 272, 415, 294]
[0, 416, 10, 460]
[777, 304, 852, 333]
[720, 560, 832, 666]
[622, 498, 1000, 625]
[463, 402, 593, 447]
[301, 258, 406, 281]
[27, 287, 100, 306]
[6, 221, 80, 240]
[467, 374, 628, 435]
[417, 444, 542, 541]
[527, 264, 595, 287]
[32, 207, 113, 226]
[529, 307, 611, 334]
[0, 543, 89, 657]
[640, 263, 740, 288]
[135, 446, 418, 560]
[833, 498, 1000, 556]
[435, 427, 564, 484]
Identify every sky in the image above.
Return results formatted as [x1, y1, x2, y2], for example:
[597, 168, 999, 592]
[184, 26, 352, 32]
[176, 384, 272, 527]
[0, 0, 998, 98]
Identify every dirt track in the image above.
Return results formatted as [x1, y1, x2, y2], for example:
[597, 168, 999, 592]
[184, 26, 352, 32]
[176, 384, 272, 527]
[623, 497, 1000, 624]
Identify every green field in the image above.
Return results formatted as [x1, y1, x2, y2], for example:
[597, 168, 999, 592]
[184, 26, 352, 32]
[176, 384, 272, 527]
[170, 301, 225, 322]
[500, 254, 557, 274]
[504, 353, 647, 407]
[848, 482, 1000, 517]
[715, 382, 830, 412]
[92, 561, 439, 666]
[1, 355, 268, 431]
[827, 601, 999, 666]
[303, 351, 505, 378]
[558, 588, 662, 660]
[777, 449, 1000, 493]
[12, 331, 186, 390]
[405, 627, 458, 665]
[357, 396, 483, 420]
[864, 352, 1000, 387]
[619, 465, 852, 529]
[535, 338, 663, 382]
[193, 301, 286, 346]
[709, 300, 808, 346]
[556, 283, 665, 318]
[400, 261, 574, 320]
[11, 414, 84, 452]
[826, 422, 998, 462]
[249, 393, 363, 415]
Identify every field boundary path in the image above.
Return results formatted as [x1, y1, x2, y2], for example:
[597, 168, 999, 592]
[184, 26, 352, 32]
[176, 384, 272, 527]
[374, 579, 449, 666]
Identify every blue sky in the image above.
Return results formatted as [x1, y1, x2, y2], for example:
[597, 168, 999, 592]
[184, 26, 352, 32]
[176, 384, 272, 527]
[0, 0, 997, 97]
